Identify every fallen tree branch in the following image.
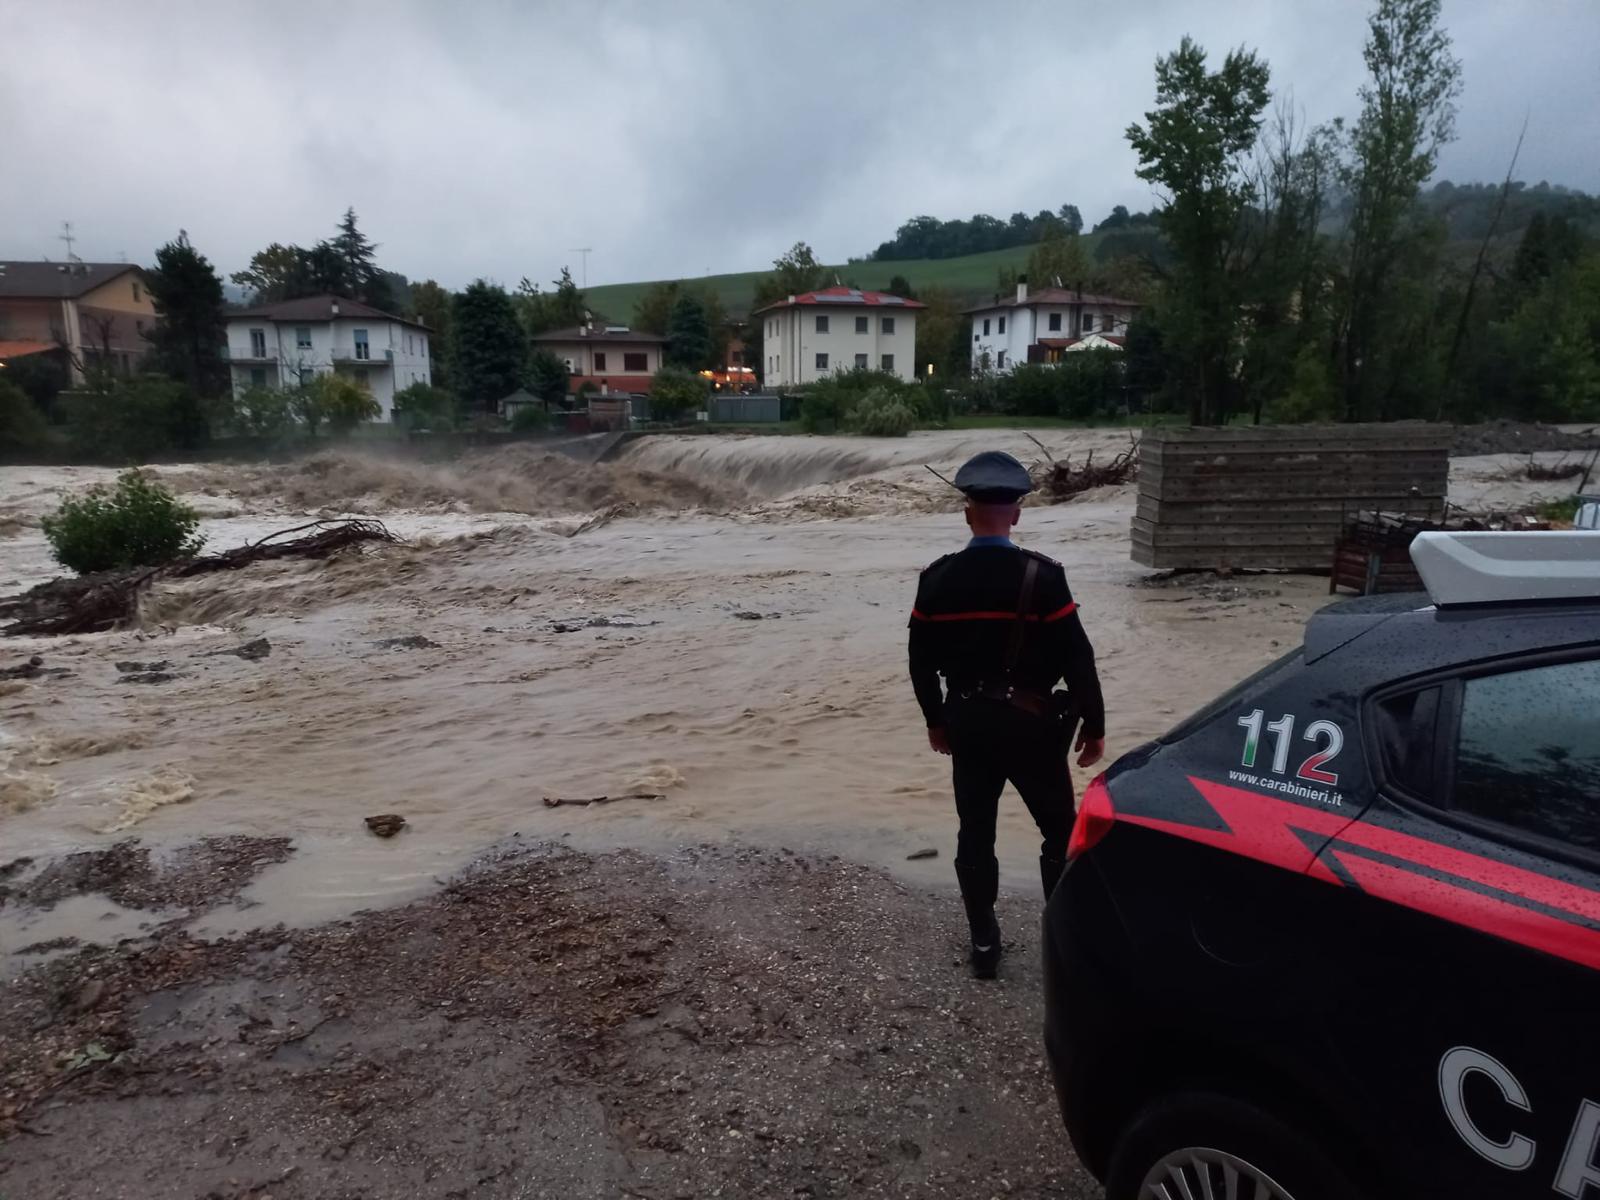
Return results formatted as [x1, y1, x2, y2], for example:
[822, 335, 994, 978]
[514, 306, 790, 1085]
[542, 792, 665, 808]
[1031, 437, 1138, 501]
[1524, 456, 1584, 482]
[1, 520, 400, 638]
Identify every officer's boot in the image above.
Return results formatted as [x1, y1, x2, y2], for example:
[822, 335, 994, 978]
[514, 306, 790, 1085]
[1040, 854, 1067, 901]
[954, 860, 1001, 979]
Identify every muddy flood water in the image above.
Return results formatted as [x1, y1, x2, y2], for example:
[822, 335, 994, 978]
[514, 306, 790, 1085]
[0, 430, 1572, 955]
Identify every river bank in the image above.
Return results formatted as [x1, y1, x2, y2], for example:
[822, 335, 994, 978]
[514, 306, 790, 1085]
[1, 840, 1097, 1200]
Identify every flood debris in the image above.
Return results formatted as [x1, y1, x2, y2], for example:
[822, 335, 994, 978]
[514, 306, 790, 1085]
[114, 660, 171, 674]
[1, 655, 70, 681]
[1523, 457, 1586, 482]
[364, 814, 407, 838]
[200, 638, 271, 661]
[541, 792, 665, 808]
[371, 635, 439, 652]
[906, 847, 939, 861]
[549, 615, 656, 633]
[117, 672, 177, 686]
[1027, 433, 1139, 501]
[1, 520, 400, 638]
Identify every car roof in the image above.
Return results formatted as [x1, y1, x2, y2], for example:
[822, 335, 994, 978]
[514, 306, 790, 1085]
[1306, 596, 1600, 679]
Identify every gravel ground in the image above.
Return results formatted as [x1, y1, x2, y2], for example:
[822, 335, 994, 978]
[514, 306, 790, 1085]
[0, 843, 1099, 1200]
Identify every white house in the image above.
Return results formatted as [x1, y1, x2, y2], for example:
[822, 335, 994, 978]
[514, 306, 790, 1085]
[752, 286, 925, 386]
[967, 280, 1142, 373]
[224, 294, 431, 420]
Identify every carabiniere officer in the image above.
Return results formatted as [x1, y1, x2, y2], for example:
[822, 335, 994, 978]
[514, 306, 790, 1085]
[908, 450, 1106, 979]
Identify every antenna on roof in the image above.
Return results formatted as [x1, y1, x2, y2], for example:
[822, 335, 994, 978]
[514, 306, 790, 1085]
[568, 247, 593, 289]
[58, 221, 81, 263]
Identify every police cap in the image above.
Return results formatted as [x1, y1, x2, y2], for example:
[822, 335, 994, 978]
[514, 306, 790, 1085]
[952, 450, 1033, 504]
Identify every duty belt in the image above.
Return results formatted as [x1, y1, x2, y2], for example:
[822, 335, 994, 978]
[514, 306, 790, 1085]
[958, 681, 1057, 719]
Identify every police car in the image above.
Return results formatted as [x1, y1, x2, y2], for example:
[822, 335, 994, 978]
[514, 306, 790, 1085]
[1043, 531, 1600, 1200]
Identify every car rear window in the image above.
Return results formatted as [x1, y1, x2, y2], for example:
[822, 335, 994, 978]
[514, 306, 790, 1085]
[1159, 647, 1304, 745]
[1453, 658, 1600, 854]
[1374, 686, 1442, 798]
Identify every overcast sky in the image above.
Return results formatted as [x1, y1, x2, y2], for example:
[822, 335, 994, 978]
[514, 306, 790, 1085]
[3, 1, 1596, 292]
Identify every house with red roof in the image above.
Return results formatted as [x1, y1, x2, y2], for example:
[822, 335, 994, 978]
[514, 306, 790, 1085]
[531, 321, 665, 399]
[752, 286, 925, 386]
[966, 279, 1142, 372]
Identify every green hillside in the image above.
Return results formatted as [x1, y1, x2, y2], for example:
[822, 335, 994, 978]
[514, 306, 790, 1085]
[581, 239, 1109, 323]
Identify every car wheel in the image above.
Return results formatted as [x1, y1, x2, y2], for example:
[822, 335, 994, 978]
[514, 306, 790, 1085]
[1106, 1091, 1365, 1200]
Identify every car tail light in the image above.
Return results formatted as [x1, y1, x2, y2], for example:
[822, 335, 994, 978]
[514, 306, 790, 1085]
[1067, 773, 1115, 861]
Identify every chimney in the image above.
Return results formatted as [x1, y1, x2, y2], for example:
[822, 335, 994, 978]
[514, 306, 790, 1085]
[331, 301, 340, 316]
[1016, 274, 1028, 305]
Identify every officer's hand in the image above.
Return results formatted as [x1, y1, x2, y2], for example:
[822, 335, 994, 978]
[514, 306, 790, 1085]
[928, 727, 952, 756]
[1075, 733, 1104, 769]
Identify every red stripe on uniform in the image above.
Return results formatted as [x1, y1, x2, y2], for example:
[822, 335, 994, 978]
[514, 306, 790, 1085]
[914, 611, 1046, 622]
[1042, 602, 1079, 622]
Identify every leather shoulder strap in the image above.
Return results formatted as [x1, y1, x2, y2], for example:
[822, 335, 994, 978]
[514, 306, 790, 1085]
[1005, 556, 1039, 676]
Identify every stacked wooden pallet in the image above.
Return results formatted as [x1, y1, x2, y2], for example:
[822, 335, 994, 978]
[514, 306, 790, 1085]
[1132, 425, 1451, 571]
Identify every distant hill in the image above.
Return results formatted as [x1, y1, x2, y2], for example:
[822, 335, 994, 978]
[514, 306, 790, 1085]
[581, 240, 1112, 322]
[580, 180, 1599, 324]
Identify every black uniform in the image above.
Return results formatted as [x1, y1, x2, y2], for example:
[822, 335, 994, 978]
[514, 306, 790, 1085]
[907, 451, 1105, 975]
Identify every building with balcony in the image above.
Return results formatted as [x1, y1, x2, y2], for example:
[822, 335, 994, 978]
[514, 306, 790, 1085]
[966, 279, 1142, 372]
[752, 287, 925, 386]
[0, 260, 155, 383]
[224, 294, 430, 419]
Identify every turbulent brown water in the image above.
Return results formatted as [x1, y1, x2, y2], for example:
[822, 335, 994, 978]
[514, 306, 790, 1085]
[0, 432, 1571, 957]
[177, 444, 747, 517]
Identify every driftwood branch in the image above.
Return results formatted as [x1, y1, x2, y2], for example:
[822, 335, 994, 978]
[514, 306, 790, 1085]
[1, 519, 400, 638]
[923, 465, 961, 492]
[1030, 437, 1139, 501]
[542, 792, 666, 808]
[1523, 456, 1584, 483]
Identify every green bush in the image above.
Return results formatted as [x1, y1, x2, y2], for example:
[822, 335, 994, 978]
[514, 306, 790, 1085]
[650, 366, 709, 421]
[847, 386, 917, 437]
[41, 469, 204, 575]
[510, 404, 551, 433]
[0, 378, 51, 452]
[1266, 345, 1340, 424]
[799, 388, 849, 433]
[393, 382, 460, 431]
[1536, 496, 1582, 524]
[66, 375, 203, 462]
[292, 373, 381, 436]
[233, 386, 294, 439]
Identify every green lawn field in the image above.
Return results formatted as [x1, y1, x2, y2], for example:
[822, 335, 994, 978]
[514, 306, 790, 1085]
[580, 236, 1110, 324]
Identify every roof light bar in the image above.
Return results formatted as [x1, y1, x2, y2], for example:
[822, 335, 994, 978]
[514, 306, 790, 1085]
[1410, 531, 1600, 607]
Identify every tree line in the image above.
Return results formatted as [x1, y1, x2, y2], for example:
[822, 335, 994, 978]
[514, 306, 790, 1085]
[1115, 0, 1600, 426]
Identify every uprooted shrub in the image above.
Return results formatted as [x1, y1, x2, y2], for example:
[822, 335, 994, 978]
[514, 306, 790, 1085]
[41, 469, 205, 575]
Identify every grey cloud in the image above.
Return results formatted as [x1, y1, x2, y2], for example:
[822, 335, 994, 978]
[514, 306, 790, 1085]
[1, 0, 1594, 292]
